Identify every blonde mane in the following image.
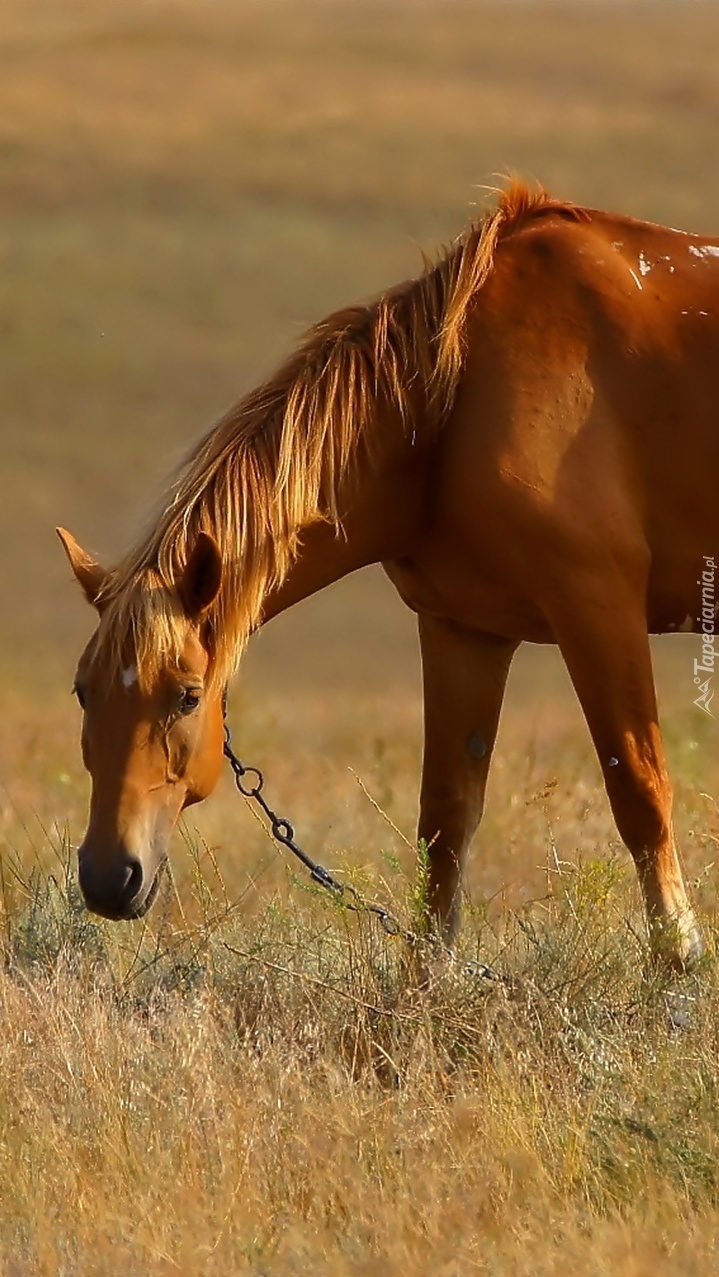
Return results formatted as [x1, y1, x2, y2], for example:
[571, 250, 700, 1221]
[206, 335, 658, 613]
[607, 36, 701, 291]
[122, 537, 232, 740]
[94, 181, 585, 689]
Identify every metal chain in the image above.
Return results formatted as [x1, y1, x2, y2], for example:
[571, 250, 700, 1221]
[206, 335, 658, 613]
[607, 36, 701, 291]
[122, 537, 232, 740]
[222, 721, 503, 983]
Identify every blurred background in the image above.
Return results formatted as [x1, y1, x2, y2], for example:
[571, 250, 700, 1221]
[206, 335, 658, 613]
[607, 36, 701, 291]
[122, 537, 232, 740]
[2, 0, 719, 916]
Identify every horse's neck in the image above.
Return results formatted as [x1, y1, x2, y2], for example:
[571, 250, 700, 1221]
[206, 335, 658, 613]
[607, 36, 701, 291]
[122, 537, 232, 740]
[260, 434, 427, 624]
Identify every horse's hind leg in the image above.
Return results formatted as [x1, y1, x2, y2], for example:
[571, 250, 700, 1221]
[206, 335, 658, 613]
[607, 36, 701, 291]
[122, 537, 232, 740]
[548, 580, 704, 971]
[417, 615, 517, 944]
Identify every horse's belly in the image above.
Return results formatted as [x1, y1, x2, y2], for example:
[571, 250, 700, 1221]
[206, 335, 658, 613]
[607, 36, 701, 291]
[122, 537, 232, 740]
[647, 557, 719, 635]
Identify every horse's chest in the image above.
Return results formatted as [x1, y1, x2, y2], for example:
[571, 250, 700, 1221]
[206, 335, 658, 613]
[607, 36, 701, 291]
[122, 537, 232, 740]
[382, 554, 553, 643]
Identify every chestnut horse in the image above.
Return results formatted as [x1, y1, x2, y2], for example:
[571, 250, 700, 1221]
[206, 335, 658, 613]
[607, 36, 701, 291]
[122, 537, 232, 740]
[59, 181, 719, 969]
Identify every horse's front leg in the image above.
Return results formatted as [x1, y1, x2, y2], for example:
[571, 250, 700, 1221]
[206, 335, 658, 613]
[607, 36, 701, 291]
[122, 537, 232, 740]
[417, 615, 517, 943]
[547, 576, 704, 970]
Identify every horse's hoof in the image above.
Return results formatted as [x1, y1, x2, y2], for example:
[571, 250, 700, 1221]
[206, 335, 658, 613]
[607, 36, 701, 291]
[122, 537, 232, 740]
[650, 913, 706, 974]
[680, 925, 706, 972]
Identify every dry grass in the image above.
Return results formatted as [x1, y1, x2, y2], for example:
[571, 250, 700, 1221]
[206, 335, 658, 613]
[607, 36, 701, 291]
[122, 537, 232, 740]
[4, 0, 719, 1270]
[3, 675, 719, 1272]
[3, 800, 719, 1275]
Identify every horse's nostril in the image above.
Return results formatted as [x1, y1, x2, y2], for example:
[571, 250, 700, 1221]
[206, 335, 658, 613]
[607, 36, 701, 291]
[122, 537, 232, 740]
[124, 857, 144, 902]
[79, 848, 146, 918]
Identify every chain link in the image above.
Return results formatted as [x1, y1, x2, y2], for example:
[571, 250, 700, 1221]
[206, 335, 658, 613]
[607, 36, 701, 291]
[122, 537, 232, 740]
[222, 721, 504, 984]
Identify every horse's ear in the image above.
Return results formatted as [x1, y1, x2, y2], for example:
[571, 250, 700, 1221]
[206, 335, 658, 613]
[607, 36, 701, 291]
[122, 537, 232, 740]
[178, 532, 222, 619]
[56, 528, 109, 610]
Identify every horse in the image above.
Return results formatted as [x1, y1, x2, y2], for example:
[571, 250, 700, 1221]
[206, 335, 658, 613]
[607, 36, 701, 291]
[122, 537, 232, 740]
[58, 179, 719, 971]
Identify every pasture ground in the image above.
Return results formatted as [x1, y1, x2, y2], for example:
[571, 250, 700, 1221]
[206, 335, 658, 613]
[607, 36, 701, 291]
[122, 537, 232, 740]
[3, 1, 719, 1271]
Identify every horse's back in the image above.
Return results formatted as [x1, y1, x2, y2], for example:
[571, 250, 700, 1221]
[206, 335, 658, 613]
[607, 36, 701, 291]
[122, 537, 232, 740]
[427, 205, 719, 635]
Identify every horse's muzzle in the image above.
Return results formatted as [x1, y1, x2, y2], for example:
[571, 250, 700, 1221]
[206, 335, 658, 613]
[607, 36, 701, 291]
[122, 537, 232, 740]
[78, 846, 165, 920]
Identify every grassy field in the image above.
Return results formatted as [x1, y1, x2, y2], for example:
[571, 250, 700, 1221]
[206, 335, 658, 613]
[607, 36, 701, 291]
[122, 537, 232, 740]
[3, 0, 719, 1271]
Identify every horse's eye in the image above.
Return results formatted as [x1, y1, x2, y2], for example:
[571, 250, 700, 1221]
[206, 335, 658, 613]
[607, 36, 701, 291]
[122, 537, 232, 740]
[178, 687, 202, 715]
[73, 683, 86, 711]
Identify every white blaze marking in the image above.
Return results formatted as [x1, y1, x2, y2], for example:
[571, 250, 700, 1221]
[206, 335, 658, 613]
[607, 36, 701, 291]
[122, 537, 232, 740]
[122, 666, 138, 689]
[638, 252, 652, 276]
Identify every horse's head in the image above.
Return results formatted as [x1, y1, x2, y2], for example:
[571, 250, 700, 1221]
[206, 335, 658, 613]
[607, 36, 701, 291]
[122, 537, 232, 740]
[57, 528, 226, 920]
